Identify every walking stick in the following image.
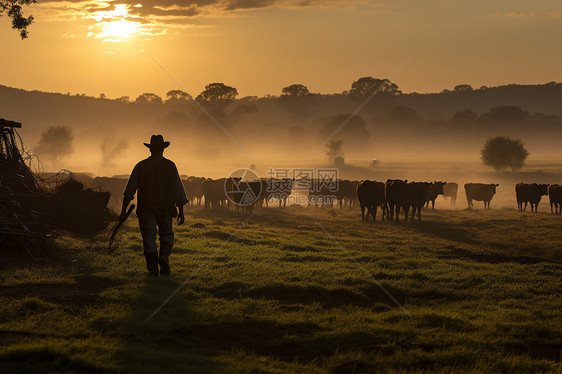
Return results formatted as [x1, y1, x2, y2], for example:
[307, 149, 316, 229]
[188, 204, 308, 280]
[107, 204, 135, 253]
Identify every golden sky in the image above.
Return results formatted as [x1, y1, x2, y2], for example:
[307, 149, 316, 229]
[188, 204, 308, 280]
[1, 0, 561, 99]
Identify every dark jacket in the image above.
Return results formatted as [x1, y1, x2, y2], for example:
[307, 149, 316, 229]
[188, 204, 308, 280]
[123, 155, 188, 217]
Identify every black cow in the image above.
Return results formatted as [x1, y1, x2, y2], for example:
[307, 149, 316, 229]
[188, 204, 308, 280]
[464, 183, 499, 209]
[408, 182, 431, 221]
[515, 183, 549, 212]
[548, 184, 562, 214]
[356, 180, 386, 221]
[385, 179, 408, 221]
[425, 181, 446, 210]
[443, 182, 458, 207]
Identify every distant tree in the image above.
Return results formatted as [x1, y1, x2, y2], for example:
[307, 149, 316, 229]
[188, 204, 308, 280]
[99, 93, 106, 99]
[35, 126, 74, 167]
[1, 0, 35, 38]
[166, 90, 189, 102]
[135, 93, 163, 104]
[451, 109, 477, 126]
[282, 84, 310, 97]
[348, 77, 401, 98]
[478, 106, 530, 129]
[116, 96, 130, 103]
[319, 114, 369, 147]
[388, 106, 423, 124]
[481, 136, 529, 172]
[100, 137, 128, 170]
[454, 84, 473, 92]
[230, 103, 257, 117]
[196, 83, 238, 116]
[326, 139, 344, 164]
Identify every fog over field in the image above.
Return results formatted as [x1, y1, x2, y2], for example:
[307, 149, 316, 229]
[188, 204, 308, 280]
[1, 82, 562, 191]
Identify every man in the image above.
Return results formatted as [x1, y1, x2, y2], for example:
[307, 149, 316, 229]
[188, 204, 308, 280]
[121, 135, 188, 276]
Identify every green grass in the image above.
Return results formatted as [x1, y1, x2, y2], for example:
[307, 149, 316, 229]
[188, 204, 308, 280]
[1, 206, 561, 373]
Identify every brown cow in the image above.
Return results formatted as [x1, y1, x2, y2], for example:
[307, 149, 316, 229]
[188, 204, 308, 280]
[228, 178, 262, 214]
[442, 182, 458, 207]
[425, 181, 446, 210]
[408, 182, 431, 221]
[465, 183, 498, 209]
[308, 180, 337, 208]
[515, 183, 549, 212]
[548, 184, 562, 214]
[385, 179, 408, 221]
[356, 180, 386, 221]
[202, 178, 228, 209]
[183, 176, 205, 206]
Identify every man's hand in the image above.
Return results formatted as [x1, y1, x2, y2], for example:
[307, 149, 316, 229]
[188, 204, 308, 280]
[177, 211, 185, 226]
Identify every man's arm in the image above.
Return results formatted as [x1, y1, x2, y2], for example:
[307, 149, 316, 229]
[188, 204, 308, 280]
[120, 165, 139, 220]
[173, 164, 188, 225]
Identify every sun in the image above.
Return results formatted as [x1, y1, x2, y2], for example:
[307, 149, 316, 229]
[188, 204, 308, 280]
[98, 19, 141, 42]
[88, 4, 144, 43]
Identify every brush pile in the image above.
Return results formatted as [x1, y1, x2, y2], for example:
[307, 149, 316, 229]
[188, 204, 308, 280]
[0, 119, 111, 256]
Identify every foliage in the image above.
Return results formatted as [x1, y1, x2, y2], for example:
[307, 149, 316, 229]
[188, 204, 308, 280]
[454, 84, 473, 92]
[281, 84, 310, 97]
[166, 90, 189, 102]
[481, 136, 529, 172]
[196, 83, 238, 104]
[319, 114, 369, 148]
[100, 137, 128, 170]
[348, 77, 401, 98]
[134, 93, 163, 104]
[35, 126, 74, 167]
[451, 109, 477, 126]
[388, 106, 423, 124]
[325, 139, 344, 162]
[0, 0, 36, 39]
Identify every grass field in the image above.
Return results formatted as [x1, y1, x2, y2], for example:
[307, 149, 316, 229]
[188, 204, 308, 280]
[1, 205, 561, 373]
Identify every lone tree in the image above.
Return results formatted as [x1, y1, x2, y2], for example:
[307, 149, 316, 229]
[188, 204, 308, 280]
[325, 139, 344, 165]
[35, 126, 74, 167]
[481, 136, 529, 172]
[1, 0, 35, 38]
[196, 83, 238, 116]
[348, 77, 401, 99]
[135, 93, 163, 104]
[281, 84, 310, 97]
[100, 137, 128, 170]
[166, 90, 189, 102]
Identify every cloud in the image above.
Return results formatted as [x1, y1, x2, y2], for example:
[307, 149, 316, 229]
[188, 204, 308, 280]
[489, 10, 561, 19]
[36, 0, 365, 41]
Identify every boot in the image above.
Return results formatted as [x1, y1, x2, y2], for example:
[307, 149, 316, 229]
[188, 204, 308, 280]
[144, 253, 159, 277]
[159, 243, 172, 276]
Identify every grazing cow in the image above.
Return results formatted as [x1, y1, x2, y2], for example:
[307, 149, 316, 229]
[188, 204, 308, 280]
[356, 180, 386, 221]
[337, 180, 359, 209]
[515, 183, 549, 212]
[308, 180, 336, 208]
[183, 176, 205, 206]
[408, 182, 431, 221]
[442, 182, 458, 207]
[229, 179, 262, 214]
[264, 178, 293, 208]
[548, 184, 562, 214]
[92, 177, 128, 210]
[385, 179, 408, 221]
[464, 183, 499, 209]
[202, 178, 228, 209]
[425, 181, 446, 210]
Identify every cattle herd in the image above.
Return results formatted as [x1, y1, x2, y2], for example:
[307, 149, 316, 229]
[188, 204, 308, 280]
[90, 176, 562, 219]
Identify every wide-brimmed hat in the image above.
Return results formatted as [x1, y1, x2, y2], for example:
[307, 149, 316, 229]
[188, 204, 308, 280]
[144, 134, 170, 149]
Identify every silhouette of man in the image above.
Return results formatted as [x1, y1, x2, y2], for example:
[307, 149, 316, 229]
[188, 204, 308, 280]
[121, 135, 188, 276]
